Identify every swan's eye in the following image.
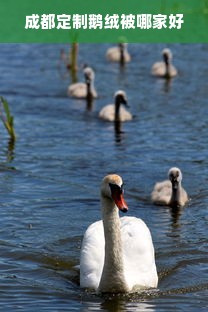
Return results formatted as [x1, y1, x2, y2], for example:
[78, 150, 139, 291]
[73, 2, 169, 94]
[109, 183, 123, 194]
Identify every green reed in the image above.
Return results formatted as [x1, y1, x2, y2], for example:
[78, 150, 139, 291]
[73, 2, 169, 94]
[0, 97, 16, 142]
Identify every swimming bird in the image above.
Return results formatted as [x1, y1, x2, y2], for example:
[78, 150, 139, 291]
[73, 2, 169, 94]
[67, 66, 97, 98]
[99, 90, 132, 122]
[106, 43, 131, 64]
[151, 48, 178, 78]
[151, 167, 188, 208]
[80, 174, 158, 293]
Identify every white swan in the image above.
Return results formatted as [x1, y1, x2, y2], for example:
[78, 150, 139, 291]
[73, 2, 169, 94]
[106, 43, 131, 64]
[151, 167, 188, 208]
[99, 90, 132, 122]
[151, 48, 178, 78]
[67, 66, 97, 98]
[80, 174, 158, 293]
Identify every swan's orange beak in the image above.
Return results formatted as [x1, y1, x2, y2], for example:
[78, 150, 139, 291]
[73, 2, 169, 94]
[109, 183, 128, 213]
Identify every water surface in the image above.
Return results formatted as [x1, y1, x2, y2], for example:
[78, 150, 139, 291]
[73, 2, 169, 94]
[0, 43, 207, 311]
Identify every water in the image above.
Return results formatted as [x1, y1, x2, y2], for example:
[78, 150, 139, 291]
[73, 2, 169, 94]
[0, 43, 207, 311]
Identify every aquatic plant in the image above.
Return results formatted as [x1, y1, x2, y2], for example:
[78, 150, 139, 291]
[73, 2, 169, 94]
[70, 43, 78, 71]
[68, 42, 79, 83]
[0, 96, 16, 142]
[59, 42, 79, 82]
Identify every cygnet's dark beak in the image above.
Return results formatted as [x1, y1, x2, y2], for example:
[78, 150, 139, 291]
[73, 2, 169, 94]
[85, 75, 91, 85]
[163, 53, 169, 65]
[171, 178, 179, 190]
[123, 98, 130, 108]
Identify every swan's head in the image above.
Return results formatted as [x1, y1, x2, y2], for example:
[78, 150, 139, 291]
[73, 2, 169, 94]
[162, 48, 172, 65]
[168, 167, 182, 189]
[83, 67, 95, 84]
[101, 174, 128, 213]
[114, 90, 128, 107]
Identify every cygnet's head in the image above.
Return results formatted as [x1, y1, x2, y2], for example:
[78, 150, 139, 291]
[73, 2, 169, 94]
[168, 167, 182, 189]
[162, 48, 173, 65]
[114, 90, 128, 106]
[83, 67, 95, 84]
[101, 174, 128, 213]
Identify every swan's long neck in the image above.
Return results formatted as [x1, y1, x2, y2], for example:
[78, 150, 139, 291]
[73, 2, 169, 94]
[115, 99, 121, 121]
[119, 45, 125, 66]
[85, 74, 95, 98]
[98, 196, 128, 293]
[86, 81, 94, 107]
[164, 56, 171, 78]
[165, 63, 171, 78]
[86, 80, 92, 97]
[170, 182, 182, 208]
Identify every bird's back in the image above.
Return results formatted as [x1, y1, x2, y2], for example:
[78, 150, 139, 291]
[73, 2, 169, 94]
[121, 217, 158, 290]
[151, 180, 172, 205]
[80, 220, 104, 290]
[80, 216, 158, 291]
[106, 47, 131, 62]
[67, 82, 87, 98]
[99, 104, 132, 122]
[151, 62, 177, 77]
[99, 104, 115, 121]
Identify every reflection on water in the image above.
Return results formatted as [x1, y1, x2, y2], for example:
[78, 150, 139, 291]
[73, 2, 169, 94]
[0, 43, 207, 311]
[162, 77, 173, 93]
[114, 120, 124, 143]
[80, 291, 158, 312]
[101, 298, 156, 312]
[86, 95, 94, 112]
[170, 206, 184, 227]
[6, 138, 15, 163]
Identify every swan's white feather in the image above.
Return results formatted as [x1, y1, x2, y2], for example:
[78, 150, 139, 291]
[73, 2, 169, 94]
[151, 168, 188, 207]
[80, 220, 104, 290]
[151, 62, 177, 77]
[121, 217, 158, 290]
[67, 82, 87, 98]
[80, 216, 157, 291]
[67, 67, 97, 98]
[99, 104, 132, 122]
[106, 46, 131, 62]
[151, 180, 172, 205]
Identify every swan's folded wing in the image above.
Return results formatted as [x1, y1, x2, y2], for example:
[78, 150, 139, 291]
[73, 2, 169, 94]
[80, 220, 104, 290]
[151, 61, 165, 76]
[151, 62, 177, 77]
[121, 217, 158, 289]
[106, 47, 120, 61]
[99, 104, 115, 121]
[67, 82, 87, 98]
[151, 180, 171, 205]
[119, 106, 133, 121]
[180, 187, 189, 206]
